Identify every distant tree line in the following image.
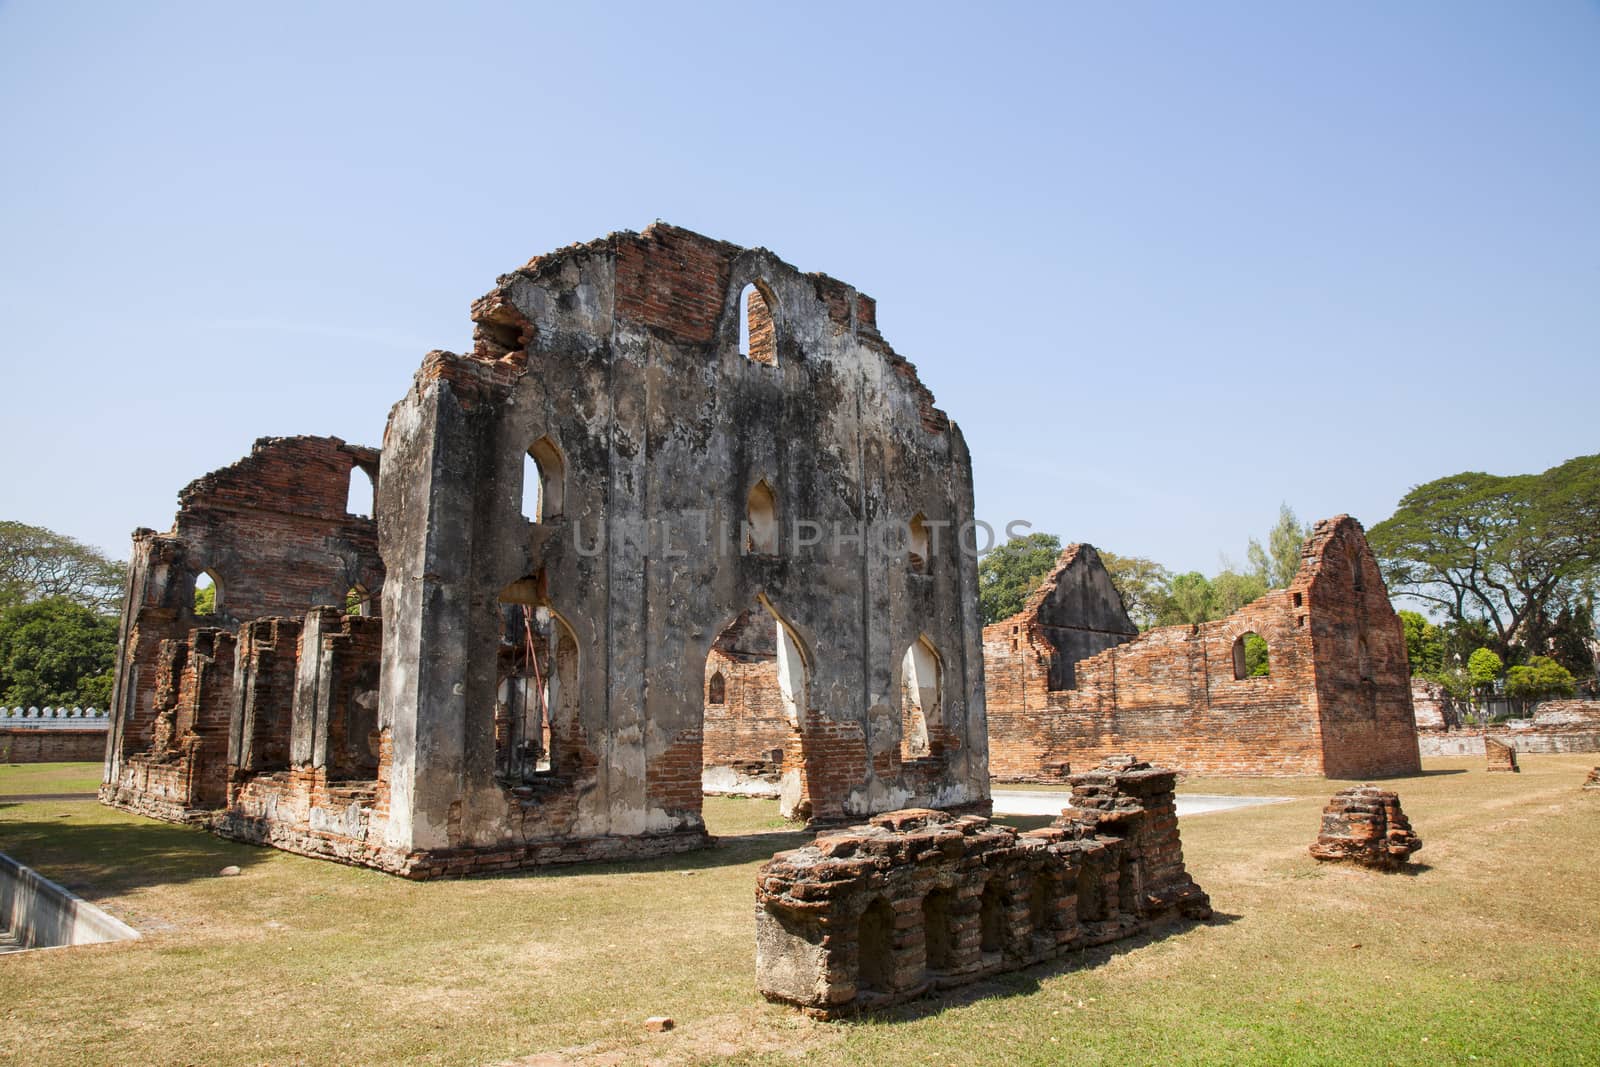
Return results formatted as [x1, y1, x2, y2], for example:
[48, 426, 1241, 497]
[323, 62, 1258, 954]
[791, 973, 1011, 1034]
[978, 504, 1309, 630]
[0, 521, 125, 709]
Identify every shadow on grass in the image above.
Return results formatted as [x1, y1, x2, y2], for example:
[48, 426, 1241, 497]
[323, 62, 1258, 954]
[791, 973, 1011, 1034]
[843, 911, 1246, 1025]
[0, 812, 268, 900]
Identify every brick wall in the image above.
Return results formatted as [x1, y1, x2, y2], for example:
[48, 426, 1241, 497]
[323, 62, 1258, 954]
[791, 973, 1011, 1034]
[0, 729, 106, 763]
[986, 516, 1421, 779]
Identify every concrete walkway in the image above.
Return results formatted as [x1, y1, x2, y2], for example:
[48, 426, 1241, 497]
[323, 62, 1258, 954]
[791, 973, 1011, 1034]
[990, 789, 1294, 818]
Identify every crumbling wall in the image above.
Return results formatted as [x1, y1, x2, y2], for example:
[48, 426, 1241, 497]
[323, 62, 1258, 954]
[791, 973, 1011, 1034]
[103, 224, 989, 878]
[366, 222, 988, 875]
[986, 517, 1421, 779]
[754, 757, 1209, 1017]
[102, 437, 385, 827]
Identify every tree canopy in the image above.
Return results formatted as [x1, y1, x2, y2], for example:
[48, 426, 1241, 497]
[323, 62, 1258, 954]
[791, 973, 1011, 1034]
[0, 520, 126, 616]
[1097, 552, 1170, 630]
[977, 532, 1062, 625]
[0, 597, 117, 708]
[1368, 455, 1600, 665]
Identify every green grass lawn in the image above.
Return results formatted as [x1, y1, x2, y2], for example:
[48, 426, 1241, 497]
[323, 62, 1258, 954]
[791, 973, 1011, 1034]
[2, 757, 1598, 1065]
[0, 760, 103, 796]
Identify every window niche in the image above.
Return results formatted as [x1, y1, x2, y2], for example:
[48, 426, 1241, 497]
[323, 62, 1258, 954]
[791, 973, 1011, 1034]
[194, 570, 222, 617]
[738, 281, 777, 365]
[745, 480, 778, 555]
[899, 637, 942, 761]
[907, 512, 930, 574]
[1232, 631, 1270, 679]
[522, 436, 566, 523]
[346, 465, 376, 518]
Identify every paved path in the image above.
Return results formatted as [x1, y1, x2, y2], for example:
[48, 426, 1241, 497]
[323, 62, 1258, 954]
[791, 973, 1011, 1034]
[991, 789, 1294, 818]
[0, 792, 97, 802]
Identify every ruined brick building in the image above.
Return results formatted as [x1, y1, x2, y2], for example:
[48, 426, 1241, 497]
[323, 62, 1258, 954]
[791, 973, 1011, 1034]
[985, 516, 1421, 779]
[102, 223, 990, 876]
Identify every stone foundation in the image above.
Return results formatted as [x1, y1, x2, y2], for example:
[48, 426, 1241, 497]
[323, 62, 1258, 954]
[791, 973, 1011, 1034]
[1308, 786, 1421, 870]
[754, 757, 1209, 1017]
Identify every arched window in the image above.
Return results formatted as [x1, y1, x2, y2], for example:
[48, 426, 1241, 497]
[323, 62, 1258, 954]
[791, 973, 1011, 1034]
[707, 671, 726, 706]
[907, 512, 930, 574]
[523, 436, 565, 522]
[900, 637, 941, 760]
[346, 465, 375, 518]
[345, 585, 371, 616]
[194, 571, 222, 617]
[1232, 632, 1270, 679]
[739, 281, 777, 365]
[746, 480, 778, 554]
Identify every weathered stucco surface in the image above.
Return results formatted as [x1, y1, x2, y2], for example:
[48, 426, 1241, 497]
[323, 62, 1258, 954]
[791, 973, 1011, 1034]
[103, 223, 991, 877]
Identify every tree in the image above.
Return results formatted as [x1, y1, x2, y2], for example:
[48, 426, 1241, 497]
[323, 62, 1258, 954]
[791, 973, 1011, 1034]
[978, 532, 1062, 625]
[0, 597, 117, 708]
[1211, 568, 1270, 617]
[1504, 656, 1576, 701]
[1246, 503, 1309, 589]
[1369, 455, 1600, 663]
[1097, 552, 1170, 630]
[1398, 610, 1444, 676]
[1467, 647, 1503, 693]
[0, 521, 126, 616]
[1157, 572, 1215, 626]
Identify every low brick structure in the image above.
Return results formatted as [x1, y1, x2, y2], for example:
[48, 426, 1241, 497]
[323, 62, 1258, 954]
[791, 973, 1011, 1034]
[986, 517, 1421, 780]
[0, 709, 109, 764]
[1584, 767, 1599, 791]
[754, 757, 1210, 1017]
[1308, 786, 1422, 870]
[1484, 737, 1519, 773]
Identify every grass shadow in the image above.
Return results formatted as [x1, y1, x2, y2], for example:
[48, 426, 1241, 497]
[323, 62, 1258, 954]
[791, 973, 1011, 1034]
[0, 810, 270, 900]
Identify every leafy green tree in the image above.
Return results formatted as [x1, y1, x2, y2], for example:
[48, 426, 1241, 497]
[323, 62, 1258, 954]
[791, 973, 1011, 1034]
[1467, 647, 1503, 692]
[1246, 503, 1309, 589]
[1504, 656, 1576, 700]
[978, 532, 1062, 625]
[1097, 551, 1170, 630]
[1211, 569, 1270, 617]
[1398, 610, 1444, 676]
[1157, 572, 1215, 626]
[195, 579, 216, 615]
[0, 597, 117, 707]
[0, 521, 126, 616]
[1369, 455, 1600, 663]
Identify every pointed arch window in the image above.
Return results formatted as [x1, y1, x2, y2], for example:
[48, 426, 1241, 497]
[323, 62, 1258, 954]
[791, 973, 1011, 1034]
[739, 281, 777, 365]
[523, 436, 566, 522]
[746, 480, 778, 554]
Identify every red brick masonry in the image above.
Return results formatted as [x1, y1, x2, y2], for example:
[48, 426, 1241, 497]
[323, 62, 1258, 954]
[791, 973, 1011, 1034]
[986, 517, 1421, 779]
[754, 756, 1210, 1017]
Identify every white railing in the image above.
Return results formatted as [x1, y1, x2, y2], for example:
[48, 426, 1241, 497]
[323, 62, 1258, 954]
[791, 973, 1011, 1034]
[0, 707, 110, 730]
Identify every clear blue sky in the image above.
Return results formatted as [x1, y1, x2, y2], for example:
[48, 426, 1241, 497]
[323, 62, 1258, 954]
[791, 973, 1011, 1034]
[3, 2, 1597, 575]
